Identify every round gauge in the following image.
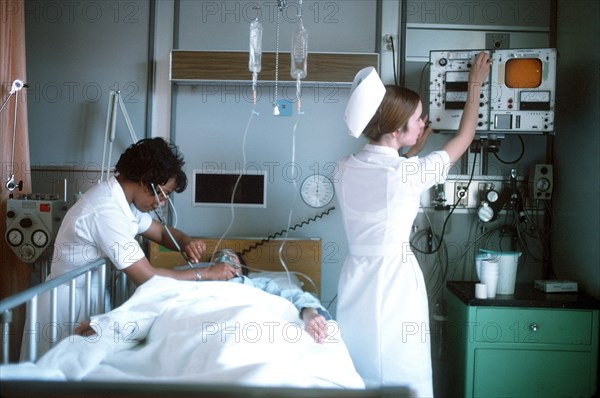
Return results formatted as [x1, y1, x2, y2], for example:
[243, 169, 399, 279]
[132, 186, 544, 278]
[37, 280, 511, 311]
[300, 174, 334, 208]
[536, 178, 551, 192]
[7, 228, 24, 246]
[486, 189, 499, 203]
[32, 229, 49, 248]
[477, 202, 494, 223]
[19, 244, 36, 262]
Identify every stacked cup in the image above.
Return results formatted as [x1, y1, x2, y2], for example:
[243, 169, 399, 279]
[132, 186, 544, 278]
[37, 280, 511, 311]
[479, 259, 500, 298]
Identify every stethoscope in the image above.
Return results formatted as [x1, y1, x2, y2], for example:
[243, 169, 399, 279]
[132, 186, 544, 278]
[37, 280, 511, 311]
[150, 183, 195, 269]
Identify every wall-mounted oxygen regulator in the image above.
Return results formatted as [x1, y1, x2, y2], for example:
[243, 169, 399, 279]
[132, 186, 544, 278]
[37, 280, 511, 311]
[5, 194, 67, 263]
[427, 165, 552, 223]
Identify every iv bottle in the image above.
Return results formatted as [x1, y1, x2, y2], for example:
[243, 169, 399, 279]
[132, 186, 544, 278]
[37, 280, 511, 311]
[249, 20, 263, 73]
[290, 28, 308, 79]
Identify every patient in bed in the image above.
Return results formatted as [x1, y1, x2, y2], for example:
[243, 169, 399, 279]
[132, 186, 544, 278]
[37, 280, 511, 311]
[214, 249, 332, 344]
[78, 249, 332, 344]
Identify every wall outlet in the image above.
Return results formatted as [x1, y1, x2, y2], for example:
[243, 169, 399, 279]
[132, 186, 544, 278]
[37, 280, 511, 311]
[383, 34, 395, 51]
[455, 182, 469, 207]
[485, 33, 510, 49]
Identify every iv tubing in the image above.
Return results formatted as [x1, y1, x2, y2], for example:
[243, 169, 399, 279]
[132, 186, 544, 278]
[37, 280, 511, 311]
[278, 110, 303, 287]
[213, 104, 257, 256]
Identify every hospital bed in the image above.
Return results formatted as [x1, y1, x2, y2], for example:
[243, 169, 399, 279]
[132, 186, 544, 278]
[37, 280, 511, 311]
[0, 237, 412, 397]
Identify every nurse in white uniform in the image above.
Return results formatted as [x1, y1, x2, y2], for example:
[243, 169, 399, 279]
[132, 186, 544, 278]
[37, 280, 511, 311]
[335, 53, 491, 397]
[22, 138, 239, 359]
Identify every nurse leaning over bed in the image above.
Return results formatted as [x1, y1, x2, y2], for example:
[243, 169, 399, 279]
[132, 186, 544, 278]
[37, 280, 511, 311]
[22, 138, 238, 359]
[334, 52, 491, 397]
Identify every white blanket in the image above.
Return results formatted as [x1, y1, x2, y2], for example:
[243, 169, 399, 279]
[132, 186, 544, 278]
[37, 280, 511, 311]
[13, 277, 364, 389]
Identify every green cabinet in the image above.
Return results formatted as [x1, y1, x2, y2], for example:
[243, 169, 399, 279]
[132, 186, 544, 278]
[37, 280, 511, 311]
[445, 282, 599, 397]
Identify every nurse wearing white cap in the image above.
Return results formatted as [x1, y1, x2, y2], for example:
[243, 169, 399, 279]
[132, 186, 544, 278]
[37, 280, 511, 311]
[334, 53, 491, 397]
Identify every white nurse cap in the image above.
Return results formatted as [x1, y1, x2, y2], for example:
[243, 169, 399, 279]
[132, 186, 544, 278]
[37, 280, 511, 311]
[344, 67, 386, 138]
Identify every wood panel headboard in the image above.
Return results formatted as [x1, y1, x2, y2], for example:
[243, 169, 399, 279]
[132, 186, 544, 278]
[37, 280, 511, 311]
[147, 238, 322, 295]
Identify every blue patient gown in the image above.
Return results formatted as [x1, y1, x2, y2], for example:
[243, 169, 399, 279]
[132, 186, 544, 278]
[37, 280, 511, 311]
[230, 276, 331, 320]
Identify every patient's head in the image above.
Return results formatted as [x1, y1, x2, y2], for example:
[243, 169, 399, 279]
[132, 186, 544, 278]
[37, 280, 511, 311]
[211, 249, 248, 276]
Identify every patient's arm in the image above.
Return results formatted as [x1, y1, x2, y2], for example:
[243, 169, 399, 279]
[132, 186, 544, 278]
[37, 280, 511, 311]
[300, 308, 329, 344]
[75, 321, 96, 336]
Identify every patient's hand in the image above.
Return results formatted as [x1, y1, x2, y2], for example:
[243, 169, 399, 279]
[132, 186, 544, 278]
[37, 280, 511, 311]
[75, 321, 97, 337]
[202, 262, 239, 281]
[301, 308, 329, 344]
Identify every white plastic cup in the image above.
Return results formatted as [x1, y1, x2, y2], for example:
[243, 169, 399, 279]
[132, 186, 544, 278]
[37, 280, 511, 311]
[475, 254, 490, 280]
[480, 260, 499, 298]
[484, 275, 498, 298]
[496, 253, 521, 295]
[479, 250, 522, 295]
[475, 283, 488, 299]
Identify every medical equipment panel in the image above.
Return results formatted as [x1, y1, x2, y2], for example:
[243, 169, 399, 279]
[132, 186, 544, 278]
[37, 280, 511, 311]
[489, 48, 556, 133]
[5, 194, 67, 263]
[429, 48, 557, 135]
[429, 50, 491, 132]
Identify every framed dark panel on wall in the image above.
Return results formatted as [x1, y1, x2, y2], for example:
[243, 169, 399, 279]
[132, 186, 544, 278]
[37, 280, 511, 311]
[193, 170, 267, 208]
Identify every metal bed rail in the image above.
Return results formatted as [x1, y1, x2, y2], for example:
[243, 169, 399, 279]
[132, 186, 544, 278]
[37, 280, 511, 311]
[0, 258, 129, 364]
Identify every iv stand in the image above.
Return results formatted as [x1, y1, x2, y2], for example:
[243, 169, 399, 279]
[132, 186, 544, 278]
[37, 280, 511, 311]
[99, 90, 139, 183]
[1, 80, 26, 196]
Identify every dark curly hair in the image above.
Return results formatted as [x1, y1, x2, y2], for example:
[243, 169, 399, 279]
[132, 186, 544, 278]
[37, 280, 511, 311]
[115, 138, 187, 193]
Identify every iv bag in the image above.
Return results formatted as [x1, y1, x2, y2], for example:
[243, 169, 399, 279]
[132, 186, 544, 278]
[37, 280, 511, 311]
[290, 28, 308, 79]
[249, 20, 263, 73]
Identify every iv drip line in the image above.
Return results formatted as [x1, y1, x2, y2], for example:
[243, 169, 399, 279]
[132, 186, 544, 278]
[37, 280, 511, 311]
[213, 103, 258, 260]
[278, 110, 303, 286]
[290, 0, 307, 113]
[249, 16, 263, 104]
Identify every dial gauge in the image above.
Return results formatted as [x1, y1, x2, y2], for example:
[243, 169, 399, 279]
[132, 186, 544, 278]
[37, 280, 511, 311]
[536, 178, 551, 192]
[32, 229, 49, 248]
[486, 189, 499, 203]
[300, 174, 334, 208]
[7, 229, 23, 246]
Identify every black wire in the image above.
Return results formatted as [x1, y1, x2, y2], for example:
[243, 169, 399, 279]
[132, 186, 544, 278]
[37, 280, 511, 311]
[418, 60, 432, 98]
[390, 36, 398, 86]
[240, 207, 336, 256]
[411, 150, 479, 255]
[493, 135, 525, 164]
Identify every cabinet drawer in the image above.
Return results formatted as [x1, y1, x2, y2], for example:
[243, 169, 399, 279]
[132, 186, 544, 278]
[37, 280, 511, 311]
[475, 308, 593, 345]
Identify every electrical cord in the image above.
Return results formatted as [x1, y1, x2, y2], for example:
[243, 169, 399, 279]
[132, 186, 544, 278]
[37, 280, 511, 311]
[411, 150, 478, 255]
[493, 135, 525, 164]
[418, 61, 432, 98]
[389, 35, 398, 86]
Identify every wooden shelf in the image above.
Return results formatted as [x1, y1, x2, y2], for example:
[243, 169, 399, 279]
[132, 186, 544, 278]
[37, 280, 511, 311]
[170, 50, 379, 84]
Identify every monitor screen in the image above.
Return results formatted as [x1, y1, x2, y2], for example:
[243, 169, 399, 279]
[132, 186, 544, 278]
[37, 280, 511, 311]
[505, 58, 542, 89]
[193, 170, 267, 208]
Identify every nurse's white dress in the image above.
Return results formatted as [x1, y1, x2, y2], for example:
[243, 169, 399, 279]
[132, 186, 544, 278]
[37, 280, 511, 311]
[335, 144, 450, 397]
[20, 176, 152, 360]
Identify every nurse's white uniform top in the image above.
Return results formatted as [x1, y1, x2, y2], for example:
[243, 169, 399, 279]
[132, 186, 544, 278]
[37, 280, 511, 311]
[335, 144, 450, 397]
[21, 176, 152, 359]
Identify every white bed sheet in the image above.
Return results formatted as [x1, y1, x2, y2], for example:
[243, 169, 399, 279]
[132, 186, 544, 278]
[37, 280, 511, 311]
[4, 276, 364, 389]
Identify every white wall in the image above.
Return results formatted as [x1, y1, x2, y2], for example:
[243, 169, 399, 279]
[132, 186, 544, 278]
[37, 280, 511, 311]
[25, 0, 590, 309]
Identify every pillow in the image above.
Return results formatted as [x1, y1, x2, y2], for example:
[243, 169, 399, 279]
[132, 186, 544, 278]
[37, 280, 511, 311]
[248, 271, 303, 291]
